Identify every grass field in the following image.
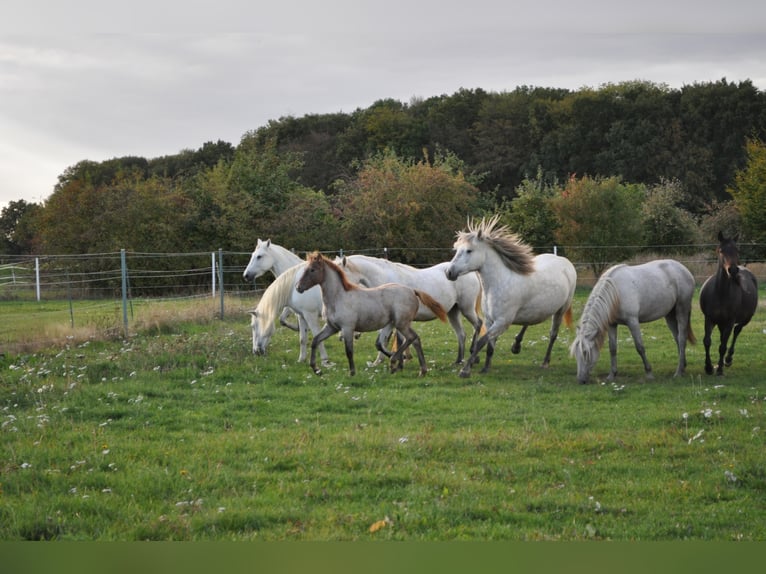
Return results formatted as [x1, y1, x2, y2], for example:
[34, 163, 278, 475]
[1, 286, 765, 541]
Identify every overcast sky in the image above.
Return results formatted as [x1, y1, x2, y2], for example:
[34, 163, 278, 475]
[2, 1, 765, 210]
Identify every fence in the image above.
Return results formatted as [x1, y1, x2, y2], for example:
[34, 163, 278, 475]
[1, 245, 765, 347]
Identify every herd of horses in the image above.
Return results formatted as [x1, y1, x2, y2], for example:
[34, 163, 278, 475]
[243, 216, 759, 383]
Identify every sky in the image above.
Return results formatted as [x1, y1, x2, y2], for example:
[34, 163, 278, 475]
[2, 1, 765, 210]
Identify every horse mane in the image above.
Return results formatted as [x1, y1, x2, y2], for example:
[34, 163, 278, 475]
[309, 252, 359, 291]
[570, 265, 623, 359]
[459, 214, 535, 275]
[252, 264, 302, 333]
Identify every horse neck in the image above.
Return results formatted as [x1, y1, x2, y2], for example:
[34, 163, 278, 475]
[474, 244, 512, 289]
[258, 267, 298, 329]
[316, 263, 347, 306]
[270, 245, 303, 276]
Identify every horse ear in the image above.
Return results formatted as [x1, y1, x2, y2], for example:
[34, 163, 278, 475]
[265, 239, 271, 247]
[718, 231, 725, 242]
[342, 256, 347, 265]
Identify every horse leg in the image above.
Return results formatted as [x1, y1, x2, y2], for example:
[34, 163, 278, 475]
[480, 338, 496, 374]
[391, 326, 427, 375]
[626, 319, 653, 380]
[716, 324, 734, 375]
[304, 313, 331, 366]
[369, 325, 395, 366]
[664, 312, 686, 377]
[467, 317, 484, 365]
[702, 317, 715, 375]
[724, 322, 747, 368]
[297, 315, 309, 363]
[279, 307, 299, 332]
[447, 308, 467, 364]
[606, 324, 619, 381]
[541, 311, 566, 368]
[309, 324, 339, 376]
[511, 325, 528, 354]
[341, 327, 357, 376]
[459, 332, 489, 378]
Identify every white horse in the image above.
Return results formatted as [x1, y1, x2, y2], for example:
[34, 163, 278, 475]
[570, 259, 696, 384]
[446, 215, 577, 378]
[336, 255, 483, 364]
[247, 263, 330, 364]
[243, 238, 306, 331]
[296, 253, 447, 376]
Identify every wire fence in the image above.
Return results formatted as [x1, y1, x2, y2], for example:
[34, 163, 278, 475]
[1, 244, 764, 354]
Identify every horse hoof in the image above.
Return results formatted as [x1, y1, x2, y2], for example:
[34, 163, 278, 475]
[459, 370, 471, 378]
[419, 369, 428, 376]
[313, 369, 323, 376]
[511, 345, 521, 355]
[704, 365, 714, 375]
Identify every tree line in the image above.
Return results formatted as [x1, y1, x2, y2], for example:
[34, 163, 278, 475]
[2, 79, 766, 276]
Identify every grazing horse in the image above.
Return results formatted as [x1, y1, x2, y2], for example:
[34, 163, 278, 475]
[336, 255, 483, 364]
[570, 259, 696, 384]
[446, 215, 577, 377]
[247, 264, 330, 364]
[243, 238, 305, 331]
[296, 252, 447, 376]
[699, 232, 758, 375]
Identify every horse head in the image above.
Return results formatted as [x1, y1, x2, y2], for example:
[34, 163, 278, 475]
[296, 252, 325, 293]
[248, 310, 271, 355]
[717, 231, 741, 280]
[243, 238, 274, 282]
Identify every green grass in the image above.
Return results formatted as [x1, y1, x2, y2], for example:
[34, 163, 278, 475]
[1, 287, 765, 540]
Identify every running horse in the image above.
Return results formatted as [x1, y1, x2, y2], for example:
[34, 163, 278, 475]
[296, 252, 447, 376]
[699, 232, 758, 375]
[446, 215, 577, 377]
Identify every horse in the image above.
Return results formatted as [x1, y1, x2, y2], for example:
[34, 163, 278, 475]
[699, 232, 758, 375]
[335, 255, 483, 364]
[243, 238, 305, 331]
[570, 259, 697, 384]
[247, 263, 331, 365]
[445, 215, 576, 378]
[296, 252, 447, 376]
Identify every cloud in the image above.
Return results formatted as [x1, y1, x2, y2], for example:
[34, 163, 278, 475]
[1, 1, 765, 209]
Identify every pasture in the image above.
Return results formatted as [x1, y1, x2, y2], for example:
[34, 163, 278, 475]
[1, 286, 765, 541]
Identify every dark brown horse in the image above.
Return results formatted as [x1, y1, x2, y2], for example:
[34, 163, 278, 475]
[699, 232, 758, 375]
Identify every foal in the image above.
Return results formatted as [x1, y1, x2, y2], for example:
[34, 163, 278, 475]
[296, 252, 446, 376]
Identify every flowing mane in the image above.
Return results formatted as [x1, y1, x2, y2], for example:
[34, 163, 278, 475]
[252, 265, 302, 329]
[458, 215, 535, 275]
[308, 253, 359, 291]
[570, 267, 622, 362]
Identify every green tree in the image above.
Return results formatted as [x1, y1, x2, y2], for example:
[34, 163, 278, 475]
[0, 199, 41, 255]
[502, 169, 559, 250]
[550, 175, 645, 277]
[641, 178, 701, 253]
[333, 149, 486, 263]
[728, 138, 766, 248]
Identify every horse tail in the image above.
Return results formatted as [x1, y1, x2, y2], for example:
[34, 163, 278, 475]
[686, 311, 697, 345]
[563, 304, 574, 329]
[415, 290, 448, 322]
[475, 289, 487, 336]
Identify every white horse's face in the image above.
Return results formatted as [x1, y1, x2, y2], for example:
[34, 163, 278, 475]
[446, 238, 484, 281]
[572, 336, 599, 384]
[249, 311, 272, 355]
[243, 239, 274, 282]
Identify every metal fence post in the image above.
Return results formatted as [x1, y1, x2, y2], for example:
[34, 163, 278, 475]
[211, 251, 216, 298]
[121, 249, 129, 338]
[35, 257, 41, 302]
[218, 248, 224, 319]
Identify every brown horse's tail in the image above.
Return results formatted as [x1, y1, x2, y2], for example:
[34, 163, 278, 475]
[414, 290, 448, 322]
[564, 305, 574, 329]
